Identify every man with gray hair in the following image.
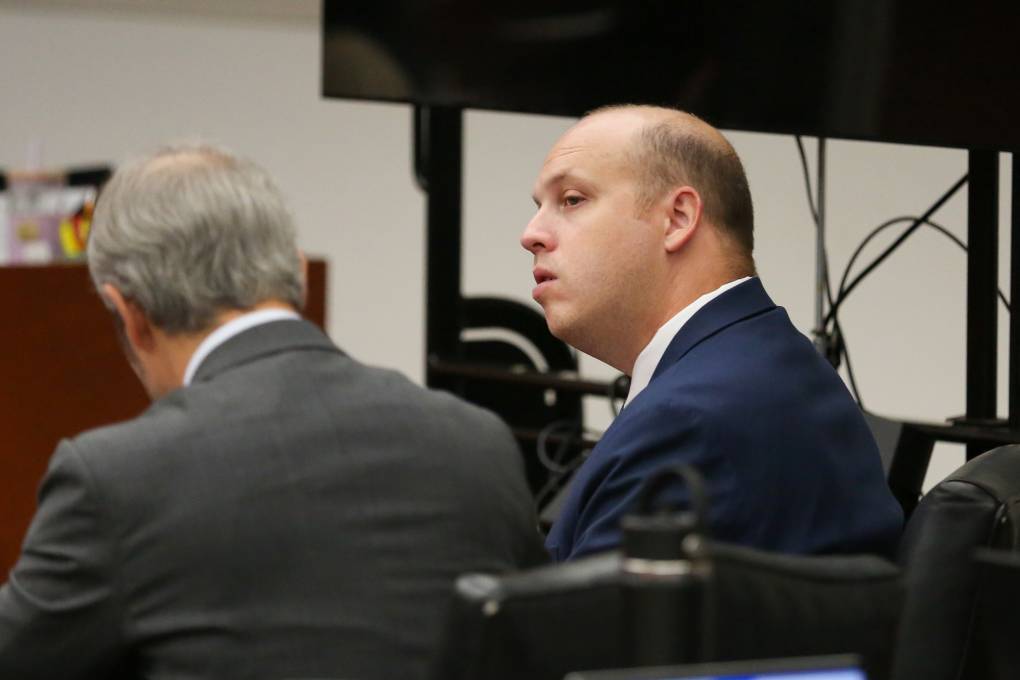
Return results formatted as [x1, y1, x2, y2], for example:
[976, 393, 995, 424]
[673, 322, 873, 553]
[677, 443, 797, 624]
[0, 144, 545, 679]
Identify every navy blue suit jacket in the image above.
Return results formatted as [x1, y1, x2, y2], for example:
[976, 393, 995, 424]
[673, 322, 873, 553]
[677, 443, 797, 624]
[545, 278, 903, 561]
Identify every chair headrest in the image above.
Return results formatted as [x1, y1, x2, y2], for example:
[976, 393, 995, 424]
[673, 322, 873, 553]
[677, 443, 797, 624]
[944, 444, 1020, 504]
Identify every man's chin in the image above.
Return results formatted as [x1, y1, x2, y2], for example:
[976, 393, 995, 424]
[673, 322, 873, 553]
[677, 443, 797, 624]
[545, 315, 579, 349]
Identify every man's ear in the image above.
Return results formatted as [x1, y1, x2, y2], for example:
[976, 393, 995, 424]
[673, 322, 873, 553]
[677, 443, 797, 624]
[298, 249, 309, 309]
[102, 284, 157, 353]
[663, 186, 703, 253]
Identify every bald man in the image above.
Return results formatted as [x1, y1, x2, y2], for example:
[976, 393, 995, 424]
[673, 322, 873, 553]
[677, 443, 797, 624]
[523, 105, 902, 561]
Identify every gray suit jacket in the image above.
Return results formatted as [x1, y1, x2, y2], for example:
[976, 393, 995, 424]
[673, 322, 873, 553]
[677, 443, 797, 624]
[0, 319, 545, 680]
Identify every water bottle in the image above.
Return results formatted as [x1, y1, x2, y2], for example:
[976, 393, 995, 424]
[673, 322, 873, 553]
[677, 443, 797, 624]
[620, 464, 714, 667]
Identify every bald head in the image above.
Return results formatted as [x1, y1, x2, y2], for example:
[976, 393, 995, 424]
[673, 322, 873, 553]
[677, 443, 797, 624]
[582, 105, 755, 273]
[524, 105, 757, 370]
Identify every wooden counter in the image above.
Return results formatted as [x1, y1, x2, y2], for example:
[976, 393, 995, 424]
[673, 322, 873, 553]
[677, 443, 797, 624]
[0, 260, 327, 576]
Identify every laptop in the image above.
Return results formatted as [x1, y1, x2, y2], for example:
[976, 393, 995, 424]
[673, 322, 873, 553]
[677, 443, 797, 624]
[564, 655, 866, 680]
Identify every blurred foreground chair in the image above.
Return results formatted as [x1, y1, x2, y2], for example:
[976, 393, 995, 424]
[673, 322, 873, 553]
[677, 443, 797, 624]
[432, 466, 902, 680]
[892, 444, 1020, 680]
[431, 543, 902, 680]
[965, 547, 1020, 680]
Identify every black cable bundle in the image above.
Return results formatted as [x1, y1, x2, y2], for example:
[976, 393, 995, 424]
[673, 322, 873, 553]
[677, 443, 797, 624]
[792, 138, 1009, 407]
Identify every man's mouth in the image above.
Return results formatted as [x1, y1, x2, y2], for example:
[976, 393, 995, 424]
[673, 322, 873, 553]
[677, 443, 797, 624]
[531, 268, 558, 302]
[533, 268, 556, 285]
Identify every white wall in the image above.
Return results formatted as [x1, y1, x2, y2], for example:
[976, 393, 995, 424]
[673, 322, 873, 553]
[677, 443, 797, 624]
[1, 2, 1012, 489]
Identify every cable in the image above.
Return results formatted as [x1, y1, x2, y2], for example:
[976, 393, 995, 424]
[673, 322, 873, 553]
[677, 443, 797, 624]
[533, 419, 591, 511]
[795, 136, 820, 226]
[795, 134, 846, 403]
[822, 174, 968, 405]
[535, 420, 583, 475]
[830, 214, 1011, 406]
[607, 374, 630, 417]
[535, 375, 629, 510]
[836, 322, 865, 405]
[795, 136, 836, 310]
[825, 174, 969, 328]
[792, 153, 1000, 408]
[838, 215, 1011, 313]
[794, 136, 868, 405]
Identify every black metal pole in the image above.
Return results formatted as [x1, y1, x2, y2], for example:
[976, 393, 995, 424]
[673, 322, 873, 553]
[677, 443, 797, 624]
[414, 105, 464, 390]
[1010, 152, 1019, 430]
[813, 138, 828, 357]
[966, 150, 999, 458]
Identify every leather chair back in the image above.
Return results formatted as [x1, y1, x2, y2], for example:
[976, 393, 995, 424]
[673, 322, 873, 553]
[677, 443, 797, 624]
[892, 444, 1020, 679]
[963, 547, 1020, 680]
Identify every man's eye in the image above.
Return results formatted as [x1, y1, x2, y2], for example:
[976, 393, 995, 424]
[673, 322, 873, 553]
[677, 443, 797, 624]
[563, 194, 585, 207]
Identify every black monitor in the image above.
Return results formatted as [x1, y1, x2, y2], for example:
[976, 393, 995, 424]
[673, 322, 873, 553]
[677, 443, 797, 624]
[566, 655, 867, 680]
[323, 0, 1020, 150]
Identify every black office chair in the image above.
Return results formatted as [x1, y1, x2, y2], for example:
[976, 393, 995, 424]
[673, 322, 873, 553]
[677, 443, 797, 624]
[862, 411, 937, 518]
[960, 547, 1020, 680]
[431, 466, 903, 680]
[891, 444, 1020, 680]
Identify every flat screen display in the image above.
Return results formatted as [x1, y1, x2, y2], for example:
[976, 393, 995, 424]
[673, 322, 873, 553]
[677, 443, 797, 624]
[323, 0, 1019, 150]
[564, 656, 867, 680]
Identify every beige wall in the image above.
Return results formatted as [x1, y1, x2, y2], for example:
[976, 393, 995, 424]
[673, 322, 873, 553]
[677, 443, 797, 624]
[1, 1, 1013, 489]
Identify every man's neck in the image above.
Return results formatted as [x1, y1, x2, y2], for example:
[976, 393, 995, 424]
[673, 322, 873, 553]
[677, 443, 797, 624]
[156, 300, 297, 391]
[618, 265, 743, 369]
[622, 275, 751, 406]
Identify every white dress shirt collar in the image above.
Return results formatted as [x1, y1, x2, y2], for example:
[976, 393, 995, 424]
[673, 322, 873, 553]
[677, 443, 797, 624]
[183, 308, 301, 386]
[624, 276, 751, 408]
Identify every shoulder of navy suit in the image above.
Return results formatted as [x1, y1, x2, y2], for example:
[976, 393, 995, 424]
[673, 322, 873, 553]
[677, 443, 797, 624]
[191, 318, 342, 384]
[651, 277, 777, 382]
[547, 279, 781, 561]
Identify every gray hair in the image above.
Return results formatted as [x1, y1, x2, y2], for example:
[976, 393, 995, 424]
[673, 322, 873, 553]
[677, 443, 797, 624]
[88, 144, 304, 333]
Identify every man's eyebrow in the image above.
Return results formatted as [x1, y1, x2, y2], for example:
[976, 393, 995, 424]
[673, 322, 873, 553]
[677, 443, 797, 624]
[531, 171, 574, 206]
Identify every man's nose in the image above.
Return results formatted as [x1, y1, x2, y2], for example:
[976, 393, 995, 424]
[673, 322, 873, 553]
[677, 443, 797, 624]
[521, 213, 553, 254]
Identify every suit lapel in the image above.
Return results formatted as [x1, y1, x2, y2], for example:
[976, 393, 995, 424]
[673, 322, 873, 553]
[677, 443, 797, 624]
[650, 277, 777, 382]
[192, 319, 342, 384]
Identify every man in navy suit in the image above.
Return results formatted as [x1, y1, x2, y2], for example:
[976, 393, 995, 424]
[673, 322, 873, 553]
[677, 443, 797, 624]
[522, 105, 902, 561]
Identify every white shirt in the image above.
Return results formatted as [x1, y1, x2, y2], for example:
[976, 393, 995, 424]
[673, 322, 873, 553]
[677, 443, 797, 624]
[623, 277, 751, 408]
[182, 308, 301, 386]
